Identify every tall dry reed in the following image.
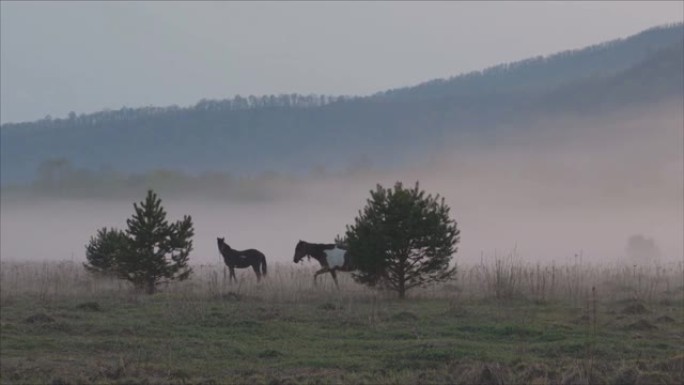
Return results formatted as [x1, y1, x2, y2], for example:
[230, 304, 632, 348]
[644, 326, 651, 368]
[1, 257, 681, 304]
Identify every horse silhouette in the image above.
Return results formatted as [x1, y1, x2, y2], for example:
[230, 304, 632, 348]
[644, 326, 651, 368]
[217, 237, 267, 283]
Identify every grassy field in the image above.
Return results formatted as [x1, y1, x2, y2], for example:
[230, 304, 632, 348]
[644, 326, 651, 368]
[0, 260, 682, 384]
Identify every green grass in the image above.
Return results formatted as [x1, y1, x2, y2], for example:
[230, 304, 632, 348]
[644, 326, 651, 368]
[2, 291, 683, 384]
[1, 261, 683, 384]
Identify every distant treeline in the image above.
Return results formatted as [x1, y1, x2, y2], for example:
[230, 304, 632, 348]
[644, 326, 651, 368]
[0, 158, 378, 202]
[0, 158, 290, 202]
[12, 94, 352, 128]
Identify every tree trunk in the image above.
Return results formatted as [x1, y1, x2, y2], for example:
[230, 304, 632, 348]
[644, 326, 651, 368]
[398, 255, 406, 299]
[398, 276, 406, 299]
[145, 279, 156, 294]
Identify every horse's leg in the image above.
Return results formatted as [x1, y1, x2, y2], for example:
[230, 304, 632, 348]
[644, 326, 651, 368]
[252, 264, 261, 282]
[229, 267, 236, 284]
[330, 269, 340, 289]
[313, 267, 329, 285]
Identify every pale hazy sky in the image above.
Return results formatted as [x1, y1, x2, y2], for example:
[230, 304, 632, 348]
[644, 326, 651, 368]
[1, 1, 682, 123]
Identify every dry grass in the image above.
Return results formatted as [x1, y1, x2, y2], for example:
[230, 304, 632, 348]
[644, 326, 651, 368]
[1, 256, 681, 305]
[1, 257, 682, 384]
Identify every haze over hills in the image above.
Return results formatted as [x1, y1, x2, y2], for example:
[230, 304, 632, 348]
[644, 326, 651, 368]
[1, 22, 682, 264]
[1, 23, 682, 190]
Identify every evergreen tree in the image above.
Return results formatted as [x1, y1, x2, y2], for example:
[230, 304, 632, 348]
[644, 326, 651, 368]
[83, 190, 194, 293]
[345, 182, 460, 298]
[84, 227, 129, 276]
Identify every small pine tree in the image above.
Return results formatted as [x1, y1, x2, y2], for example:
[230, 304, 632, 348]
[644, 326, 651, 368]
[345, 182, 460, 299]
[84, 227, 129, 276]
[84, 189, 194, 294]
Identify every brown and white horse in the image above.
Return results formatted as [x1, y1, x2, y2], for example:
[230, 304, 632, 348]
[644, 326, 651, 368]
[293, 240, 354, 288]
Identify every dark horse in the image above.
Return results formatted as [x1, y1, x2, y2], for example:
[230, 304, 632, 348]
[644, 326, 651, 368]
[217, 237, 267, 283]
[293, 240, 354, 288]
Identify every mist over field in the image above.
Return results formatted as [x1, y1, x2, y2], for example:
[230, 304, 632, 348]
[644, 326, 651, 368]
[2, 5, 684, 383]
[2, 101, 681, 265]
[0, 1, 684, 385]
[2, 18, 682, 268]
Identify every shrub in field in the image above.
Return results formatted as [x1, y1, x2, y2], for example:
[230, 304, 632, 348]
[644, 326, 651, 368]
[344, 181, 460, 299]
[84, 227, 129, 276]
[84, 189, 194, 294]
[625, 234, 662, 265]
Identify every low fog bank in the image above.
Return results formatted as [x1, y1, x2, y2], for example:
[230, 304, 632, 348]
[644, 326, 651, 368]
[1, 102, 681, 266]
[297, 101, 683, 264]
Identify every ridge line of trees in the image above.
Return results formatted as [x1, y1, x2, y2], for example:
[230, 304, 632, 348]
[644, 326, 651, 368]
[1, 93, 354, 128]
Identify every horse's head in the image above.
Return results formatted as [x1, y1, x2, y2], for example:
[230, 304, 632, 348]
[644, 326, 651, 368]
[293, 240, 308, 263]
[217, 237, 227, 251]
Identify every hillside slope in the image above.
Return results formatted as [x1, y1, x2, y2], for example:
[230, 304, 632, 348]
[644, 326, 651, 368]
[1, 24, 682, 186]
[372, 23, 683, 101]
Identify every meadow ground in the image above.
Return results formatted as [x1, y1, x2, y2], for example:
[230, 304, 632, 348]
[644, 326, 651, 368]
[0, 259, 682, 385]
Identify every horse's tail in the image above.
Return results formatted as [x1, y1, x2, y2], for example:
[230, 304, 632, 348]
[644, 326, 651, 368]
[261, 255, 267, 276]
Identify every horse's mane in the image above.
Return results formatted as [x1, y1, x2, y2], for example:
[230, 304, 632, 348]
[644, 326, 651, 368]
[217, 239, 235, 259]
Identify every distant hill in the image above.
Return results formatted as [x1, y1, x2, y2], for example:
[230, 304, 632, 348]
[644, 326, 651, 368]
[371, 23, 684, 102]
[1, 23, 682, 187]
